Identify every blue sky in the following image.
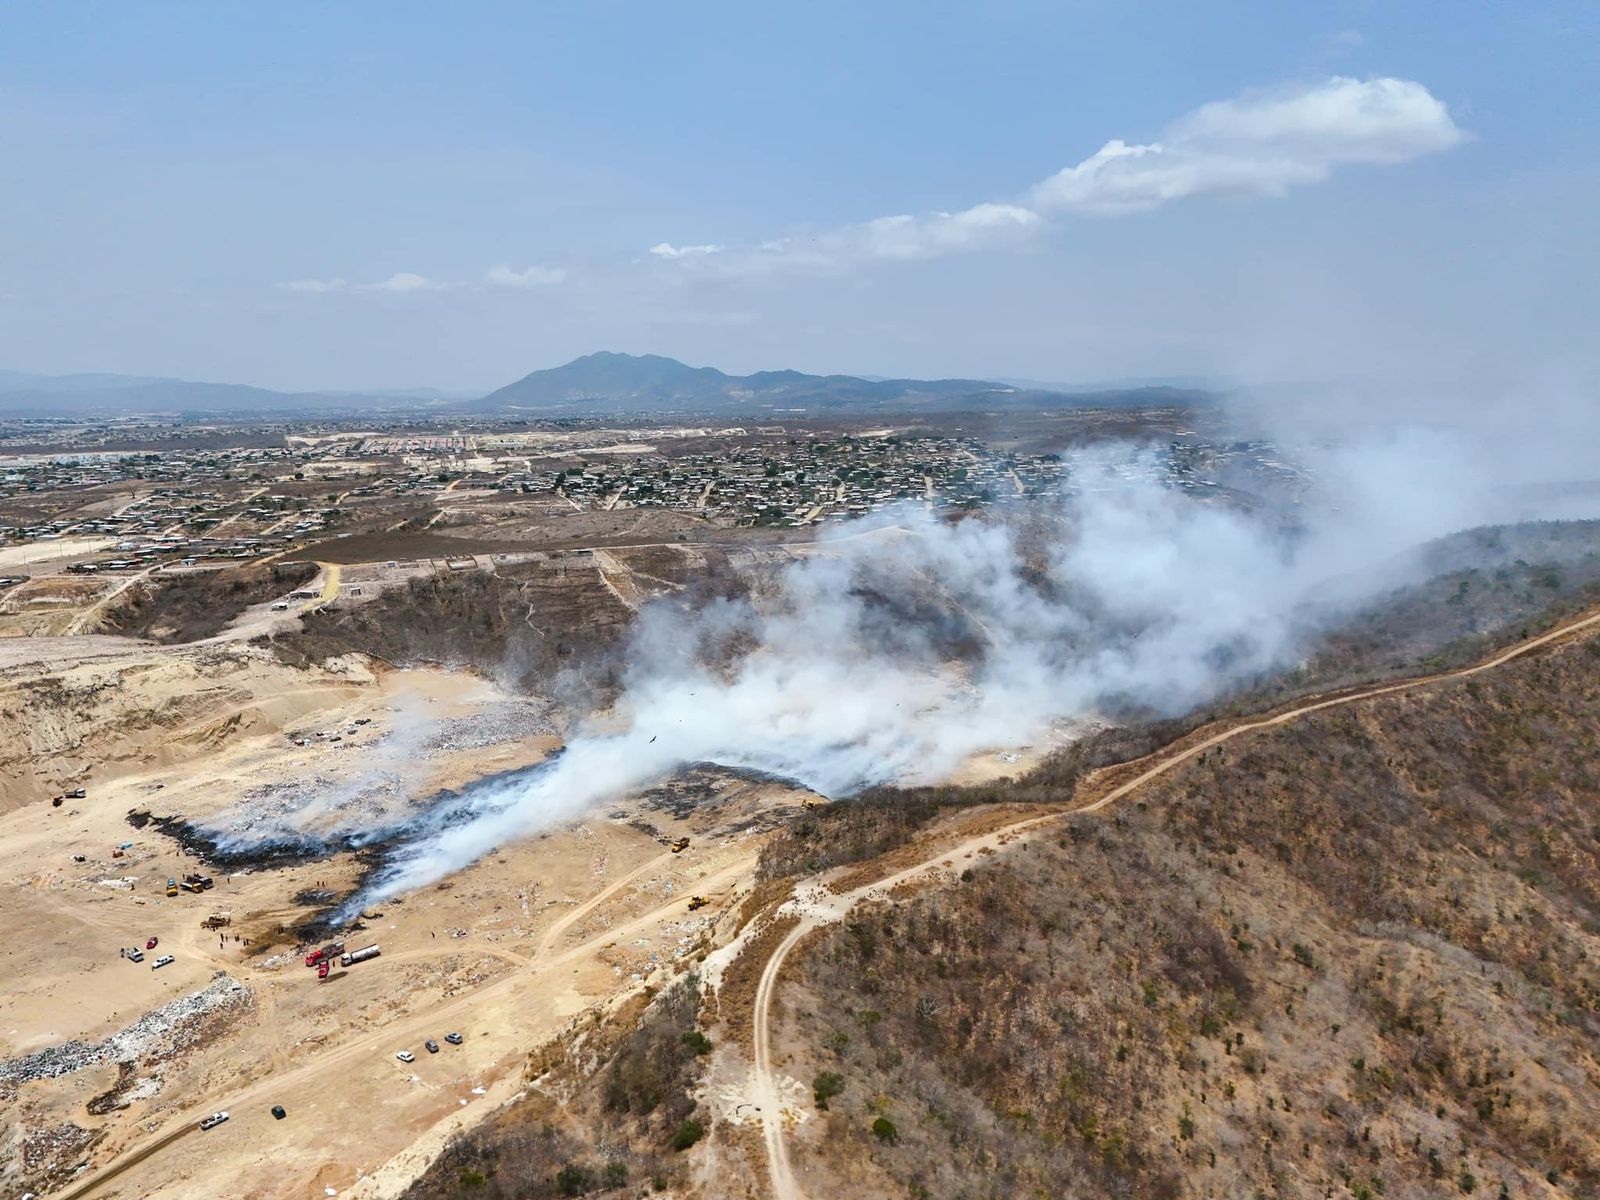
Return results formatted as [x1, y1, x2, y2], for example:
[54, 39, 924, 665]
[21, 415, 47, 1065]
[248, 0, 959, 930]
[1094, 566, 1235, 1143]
[1, 1, 1596, 392]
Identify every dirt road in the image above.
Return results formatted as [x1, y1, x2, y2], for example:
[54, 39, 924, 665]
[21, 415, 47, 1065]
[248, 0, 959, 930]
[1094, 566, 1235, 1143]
[750, 602, 1600, 1200]
[302, 561, 341, 612]
[54, 1124, 197, 1200]
[64, 563, 159, 635]
[52, 847, 751, 1200]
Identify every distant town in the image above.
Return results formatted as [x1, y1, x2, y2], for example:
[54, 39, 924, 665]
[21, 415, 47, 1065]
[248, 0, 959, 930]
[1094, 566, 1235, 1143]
[0, 418, 1308, 581]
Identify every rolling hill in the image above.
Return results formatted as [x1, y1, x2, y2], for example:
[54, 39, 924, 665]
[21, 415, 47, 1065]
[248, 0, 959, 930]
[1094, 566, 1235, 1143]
[0, 369, 465, 417]
[0, 355, 1215, 418]
[466, 351, 1212, 415]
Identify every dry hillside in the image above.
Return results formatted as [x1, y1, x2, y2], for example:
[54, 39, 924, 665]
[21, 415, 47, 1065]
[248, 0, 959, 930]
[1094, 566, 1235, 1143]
[106, 561, 317, 643]
[394, 623, 1600, 1200]
[767, 637, 1600, 1199]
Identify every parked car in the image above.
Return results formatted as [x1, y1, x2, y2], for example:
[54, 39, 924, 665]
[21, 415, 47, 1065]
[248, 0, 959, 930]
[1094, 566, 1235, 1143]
[146, 937, 159, 950]
[424, 1039, 439, 1054]
[270, 1105, 287, 1120]
[152, 955, 175, 969]
[198, 1111, 229, 1131]
[444, 1032, 463, 1045]
[126, 948, 144, 963]
[395, 1050, 415, 1063]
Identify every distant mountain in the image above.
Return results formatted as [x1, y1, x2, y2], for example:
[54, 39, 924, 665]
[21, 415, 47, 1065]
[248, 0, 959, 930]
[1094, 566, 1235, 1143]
[0, 356, 1216, 418]
[0, 369, 177, 395]
[468, 352, 1213, 414]
[0, 370, 462, 416]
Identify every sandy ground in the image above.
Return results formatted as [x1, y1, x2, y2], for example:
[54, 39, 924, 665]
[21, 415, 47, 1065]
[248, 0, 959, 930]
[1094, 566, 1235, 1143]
[0, 639, 806, 1200]
[0, 537, 119, 572]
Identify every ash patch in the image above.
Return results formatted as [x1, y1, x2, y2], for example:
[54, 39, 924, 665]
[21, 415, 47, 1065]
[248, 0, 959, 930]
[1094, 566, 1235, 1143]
[637, 762, 814, 832]
[128, 808, 353, 870]
[637, 767, 732, 820]
[145, 698, 558, 867]
[0, 972, 252, 1093]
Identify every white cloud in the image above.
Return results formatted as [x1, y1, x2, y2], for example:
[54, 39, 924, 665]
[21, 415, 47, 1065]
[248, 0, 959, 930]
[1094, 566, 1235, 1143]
[278, 271, 448, 294]
[485, 263, 567, 288]
[280, 277, 348, 293]
[649, 242, 724, 259]
[1033, 76, 1466, 214]
[663, 76, 1465, 275]
[847, 203, 1041, 262]
[358, 271, 439, 293]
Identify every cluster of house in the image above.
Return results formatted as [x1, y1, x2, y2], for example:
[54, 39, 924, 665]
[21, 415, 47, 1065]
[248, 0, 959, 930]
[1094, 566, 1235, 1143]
[486, 436, 1077, 526]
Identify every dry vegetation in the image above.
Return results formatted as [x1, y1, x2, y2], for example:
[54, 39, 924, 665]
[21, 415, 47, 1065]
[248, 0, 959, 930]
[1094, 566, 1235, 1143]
[752, 521, 1600, 887]
[106, 561, 316, 642]
[774, 638, 1600, 1199]
[277, 548, 755, 691]
[404, 979, 716, 1198]
[278, 564, 634, 689]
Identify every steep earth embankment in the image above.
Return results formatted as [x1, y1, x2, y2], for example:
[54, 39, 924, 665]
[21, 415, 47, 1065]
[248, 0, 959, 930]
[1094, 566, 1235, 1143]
[0, 642, 373, 812]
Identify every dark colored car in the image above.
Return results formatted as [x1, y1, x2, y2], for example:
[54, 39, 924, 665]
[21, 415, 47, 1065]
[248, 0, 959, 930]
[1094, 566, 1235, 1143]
[271, 1105, 287, 1120]
[425, 1040, 440, 1054]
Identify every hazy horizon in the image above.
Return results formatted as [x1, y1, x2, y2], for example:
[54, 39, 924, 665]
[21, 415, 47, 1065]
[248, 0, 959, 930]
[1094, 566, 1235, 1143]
[3, 3, 1597, 399]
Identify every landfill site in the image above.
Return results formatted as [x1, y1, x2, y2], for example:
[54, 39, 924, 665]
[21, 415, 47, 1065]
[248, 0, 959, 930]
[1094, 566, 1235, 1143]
[0, 631, 819, 1199]
[0, 401, 1125, 1200]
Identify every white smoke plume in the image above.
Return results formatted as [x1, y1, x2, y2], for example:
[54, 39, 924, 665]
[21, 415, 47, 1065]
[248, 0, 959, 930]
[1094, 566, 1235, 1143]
[338, 424, 1597, 912]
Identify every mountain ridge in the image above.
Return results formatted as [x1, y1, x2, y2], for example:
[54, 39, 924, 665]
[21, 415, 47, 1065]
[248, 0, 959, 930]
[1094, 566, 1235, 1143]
[0, 353, 1216, 417]
[468, 351, 1212, 414]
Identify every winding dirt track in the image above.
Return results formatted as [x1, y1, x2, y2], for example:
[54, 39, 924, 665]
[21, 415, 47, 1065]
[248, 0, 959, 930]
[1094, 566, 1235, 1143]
[752, 604, 1600, 1200]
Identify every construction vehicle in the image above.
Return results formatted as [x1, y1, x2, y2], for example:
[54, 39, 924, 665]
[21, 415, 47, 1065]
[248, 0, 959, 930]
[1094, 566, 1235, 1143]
[184, 872, 214, 891]
[180, 878, 203, 894]
[66, 787, 86, 800]
[669, 837, 690, 853]
[201, 915, 231, 930]
[165, 878, 179, 897]
[687, 896, 709, 911]
[802, 798, 827, 811]
[305, 941, 345, 967]
[340, 944, 380, 967]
